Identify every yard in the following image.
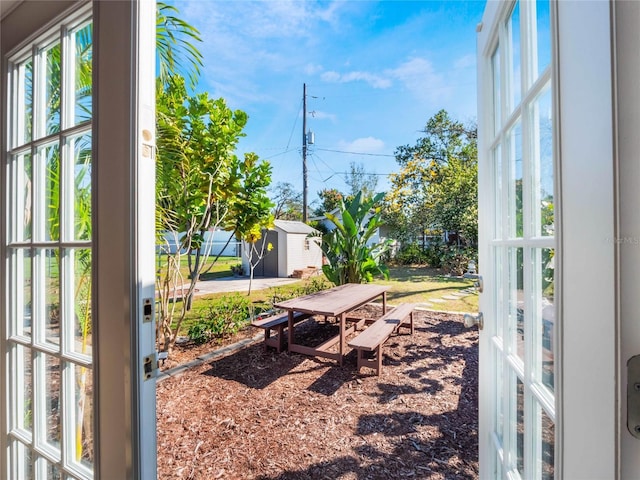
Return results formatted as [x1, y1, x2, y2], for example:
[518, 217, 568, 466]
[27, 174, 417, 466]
[156, 268, 479, 479]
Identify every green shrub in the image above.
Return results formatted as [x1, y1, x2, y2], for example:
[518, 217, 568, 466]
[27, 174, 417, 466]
[440, 246, 476, 276]
[394, 243, 429, 265]
[267, 276, 330, 309]
[187, 293, 254, 344]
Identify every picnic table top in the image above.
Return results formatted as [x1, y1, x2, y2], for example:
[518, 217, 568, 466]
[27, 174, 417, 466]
[274, 283, 389, 317]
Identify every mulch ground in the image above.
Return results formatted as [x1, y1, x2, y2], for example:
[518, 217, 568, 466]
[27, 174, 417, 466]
[156, 308, 479, 479]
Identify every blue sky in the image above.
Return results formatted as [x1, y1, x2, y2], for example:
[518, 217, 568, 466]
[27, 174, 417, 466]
[174, 0, 486, 208]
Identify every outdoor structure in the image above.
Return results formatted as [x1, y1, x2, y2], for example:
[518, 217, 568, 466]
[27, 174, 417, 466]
[160, 229, 239, 256]
[240, 219, 322, 278]
[1, 1, 640, 479]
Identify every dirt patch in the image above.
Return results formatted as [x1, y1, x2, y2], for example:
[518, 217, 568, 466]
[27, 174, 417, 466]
[156, 308, 479, 479]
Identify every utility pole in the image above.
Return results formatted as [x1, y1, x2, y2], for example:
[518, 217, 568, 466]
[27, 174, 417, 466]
[302, 83, 308, 222]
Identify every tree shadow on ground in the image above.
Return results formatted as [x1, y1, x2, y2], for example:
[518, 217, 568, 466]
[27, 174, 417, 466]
[201, 342, 307, 389]
[255, 312, 479, 479]
[201, 318, 354, 390]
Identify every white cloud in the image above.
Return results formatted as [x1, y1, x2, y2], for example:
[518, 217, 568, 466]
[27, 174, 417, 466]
[387, 57, 451, 104]
[338, 137, 386, 153]
[321, 70, 392, 89]
[454, 54, 476, 69]
[308, 110, 337, 122]
[304, 63, 324, 75]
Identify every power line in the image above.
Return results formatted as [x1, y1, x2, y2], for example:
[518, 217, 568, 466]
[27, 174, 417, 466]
[314, 147, 395, 158]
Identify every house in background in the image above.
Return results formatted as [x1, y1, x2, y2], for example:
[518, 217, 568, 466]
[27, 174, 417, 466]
[241, 219, 322, 278]
[160, 229, 240, 257]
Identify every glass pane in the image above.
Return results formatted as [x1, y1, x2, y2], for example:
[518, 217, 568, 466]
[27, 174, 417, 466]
[15, 344, 34, 432]
[533, 87, 554, 237]
[540, 407, 555, 479]
[44, 354, 61, 451]
[71, 133, 92, 241]
[71, 362, 94, 469]
[495, 349, 504, 443]
[509, 1, 521, 109]
[509, 247, 524, 361]
[509, 121, 523, 238]
[42, 248, 61, 348]
[18, 59, 33, 146]
[492, 47, 501, 134]
[40, 142, 61, 241]
[10, 151, 33, 242]
[12, 440, 33, 480]
[536, 0, 551, 78]
[516, 378, 525, 476]
[47, 460, 62, 479]
[71, 248, 92, 357]
[494, 246, 504, 339]
[10, 248, 33, 337]
[493, 145, 503, 239]
[540, 248, 555, 390]
[72, 23, 93, 125]
[44, 41, 61, 136]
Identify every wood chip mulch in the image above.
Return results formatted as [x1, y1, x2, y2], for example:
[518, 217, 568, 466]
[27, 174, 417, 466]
[156, 308, 478, 479]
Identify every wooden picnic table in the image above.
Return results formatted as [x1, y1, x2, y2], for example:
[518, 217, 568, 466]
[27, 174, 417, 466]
[274, 283, 389, 366]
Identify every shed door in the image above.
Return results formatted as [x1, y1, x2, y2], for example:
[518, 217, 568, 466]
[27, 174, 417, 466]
[262, 230, 278, 277]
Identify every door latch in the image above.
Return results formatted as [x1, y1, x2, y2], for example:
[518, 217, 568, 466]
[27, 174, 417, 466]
[463, 311, 484, 330]
[143, 354, 157, 381]
[628, 355, 640, 439]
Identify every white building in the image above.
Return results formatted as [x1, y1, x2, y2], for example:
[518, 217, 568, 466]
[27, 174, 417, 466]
[241, 219, 322, 278]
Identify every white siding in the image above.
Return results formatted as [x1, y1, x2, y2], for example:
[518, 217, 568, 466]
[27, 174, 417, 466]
[281, 233, 322, 277]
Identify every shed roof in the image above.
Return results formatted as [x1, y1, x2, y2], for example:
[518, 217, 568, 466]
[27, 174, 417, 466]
[274, 219, 317, 234]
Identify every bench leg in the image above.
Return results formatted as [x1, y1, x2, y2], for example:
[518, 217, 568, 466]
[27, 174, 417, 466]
[375, 345, 382, 376]
[263, 329, 270, 352]
[276, 324, 285, 353]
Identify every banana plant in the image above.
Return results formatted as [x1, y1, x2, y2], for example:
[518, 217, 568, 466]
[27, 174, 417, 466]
[319, 191, 391, 285]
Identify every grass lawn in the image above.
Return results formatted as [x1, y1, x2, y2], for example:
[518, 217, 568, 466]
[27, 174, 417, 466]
[180, 265, 479, 334]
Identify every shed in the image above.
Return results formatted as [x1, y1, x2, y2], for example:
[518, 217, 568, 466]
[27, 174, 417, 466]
[241, 220, 323, 278]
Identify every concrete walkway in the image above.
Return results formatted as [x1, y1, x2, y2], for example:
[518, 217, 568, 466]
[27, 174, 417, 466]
[192, 275, 300, 296]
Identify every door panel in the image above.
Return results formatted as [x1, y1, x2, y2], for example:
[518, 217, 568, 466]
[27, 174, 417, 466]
[2, 1, 157, 478]
[477, 1, 556, 478]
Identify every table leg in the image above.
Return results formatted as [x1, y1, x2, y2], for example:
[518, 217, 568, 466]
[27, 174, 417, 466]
[382, 292, 387, 313]
[288, 310, 294, 351]
[339, 312, 345, 366]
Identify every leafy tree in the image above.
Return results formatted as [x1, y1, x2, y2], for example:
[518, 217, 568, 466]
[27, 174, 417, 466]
[344, 161, 378, 199]
[319, 191, 391, 285]
[385, 110, 477, 249]
[227, 153, 274, 295]
[313, 188, 343, 216]
[156, 75, 263, 352]
[271, 181, 302, 221]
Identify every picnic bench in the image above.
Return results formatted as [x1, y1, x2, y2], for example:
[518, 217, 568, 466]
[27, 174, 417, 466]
[348, 303, 416, 376]
[251, 311, 311, 352]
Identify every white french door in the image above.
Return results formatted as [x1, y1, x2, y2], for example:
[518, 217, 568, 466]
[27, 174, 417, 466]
[477, 1, 555, 478]
[4, 5, 95, 477]
[1, 1, 157, 479]
[478, 1, 640, 478]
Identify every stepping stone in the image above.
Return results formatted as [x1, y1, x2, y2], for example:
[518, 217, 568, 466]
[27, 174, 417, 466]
[442, 295, 460, 300]
[430, 298, 446, 303]
[449, 292, 468, 298]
